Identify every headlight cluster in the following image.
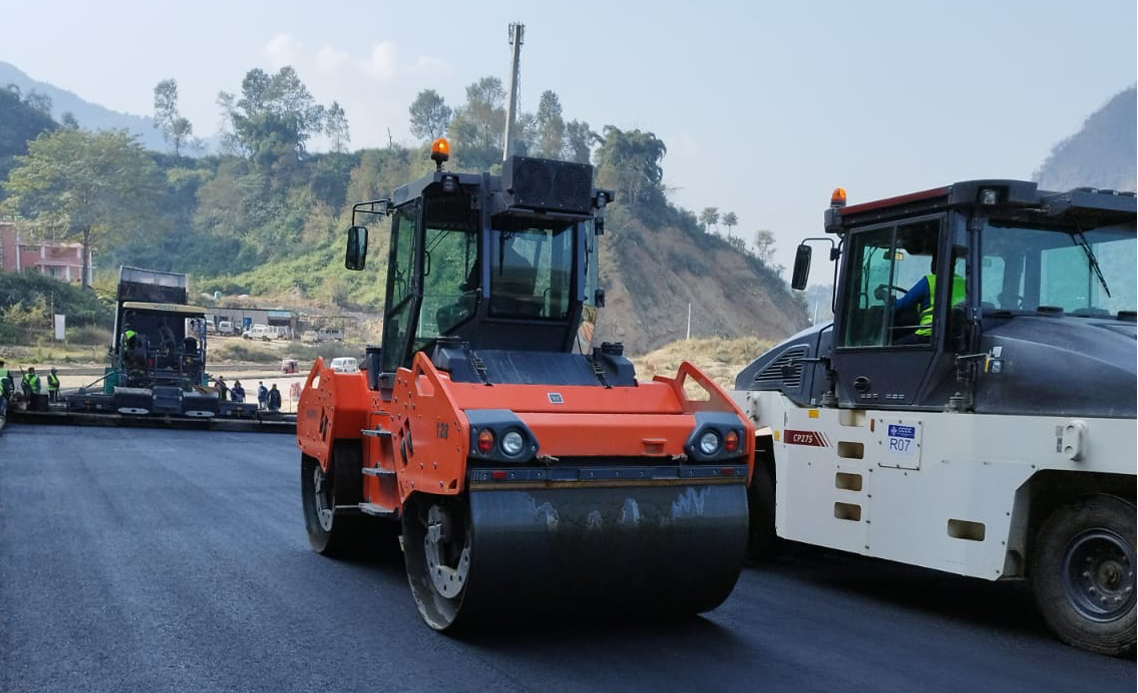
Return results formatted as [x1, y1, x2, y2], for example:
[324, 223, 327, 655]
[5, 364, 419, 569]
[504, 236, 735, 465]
[466, 409, 539, 463]
[685, 412, 746, 461]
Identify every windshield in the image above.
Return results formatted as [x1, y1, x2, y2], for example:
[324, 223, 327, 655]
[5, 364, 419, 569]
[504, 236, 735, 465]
[488, 216, 576, 320]
[980, 221, 1136, 316]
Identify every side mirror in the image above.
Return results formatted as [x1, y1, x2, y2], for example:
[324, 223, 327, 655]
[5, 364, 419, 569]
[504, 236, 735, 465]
[791, 244, 812, 291]
[345, 225, 368, 271]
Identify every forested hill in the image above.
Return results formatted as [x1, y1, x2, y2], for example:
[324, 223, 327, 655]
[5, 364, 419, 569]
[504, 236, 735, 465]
[1034, 86, 1137, 192]
[0, 61, 167, 151]
[0, 66, 809, 354]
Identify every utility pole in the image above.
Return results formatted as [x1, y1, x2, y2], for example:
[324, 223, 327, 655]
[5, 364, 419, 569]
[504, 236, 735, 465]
[503, 22, 525, 162]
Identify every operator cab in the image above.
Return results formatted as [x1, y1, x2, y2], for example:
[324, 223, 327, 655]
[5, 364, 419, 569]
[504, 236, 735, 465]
[345, 139, 621, 392]
[770, 180, 1137, 414]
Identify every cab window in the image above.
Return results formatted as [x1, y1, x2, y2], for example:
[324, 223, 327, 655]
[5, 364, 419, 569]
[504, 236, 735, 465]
[839, 219, 942, 347]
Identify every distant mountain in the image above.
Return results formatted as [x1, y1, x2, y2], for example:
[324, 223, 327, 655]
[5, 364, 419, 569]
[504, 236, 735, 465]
[0, 60, 167, 151]
[0, 86, 57, 196]
[1034, 86, 1137, 192]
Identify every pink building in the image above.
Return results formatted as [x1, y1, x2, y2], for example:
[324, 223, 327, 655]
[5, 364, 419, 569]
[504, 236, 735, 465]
[0, 221, 93, 284]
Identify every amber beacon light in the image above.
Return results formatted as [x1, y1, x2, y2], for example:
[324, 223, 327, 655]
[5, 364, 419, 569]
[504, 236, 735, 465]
[431, 138, 451, 168]
[830, 187, 847, 208]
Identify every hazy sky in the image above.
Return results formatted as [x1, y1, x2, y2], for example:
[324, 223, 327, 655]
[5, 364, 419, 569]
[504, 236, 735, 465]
[2, 0, 1135, 276]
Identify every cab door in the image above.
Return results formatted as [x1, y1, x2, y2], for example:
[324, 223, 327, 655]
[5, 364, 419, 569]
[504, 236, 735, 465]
[380, 202, 422, 374]
[831, 216, 946, 408]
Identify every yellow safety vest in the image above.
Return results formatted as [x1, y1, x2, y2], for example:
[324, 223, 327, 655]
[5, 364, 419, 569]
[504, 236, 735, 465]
[916, 274, 966, 337]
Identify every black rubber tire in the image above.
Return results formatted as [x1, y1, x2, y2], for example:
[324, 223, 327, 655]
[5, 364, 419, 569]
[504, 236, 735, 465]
[746, 464, 780, 559]
[1029, 495, 1136, 656]
[401, 495, 472, 631]
[301, 442, 365, 558]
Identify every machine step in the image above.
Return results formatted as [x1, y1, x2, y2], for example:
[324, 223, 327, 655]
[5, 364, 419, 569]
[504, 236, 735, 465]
[362, 467, 396, 477]
[359, 502, 398, 518]
[361, 427, 392, 438]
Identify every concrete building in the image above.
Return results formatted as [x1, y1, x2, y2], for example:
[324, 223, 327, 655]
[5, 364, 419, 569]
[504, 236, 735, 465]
[0, 221, 93, 284]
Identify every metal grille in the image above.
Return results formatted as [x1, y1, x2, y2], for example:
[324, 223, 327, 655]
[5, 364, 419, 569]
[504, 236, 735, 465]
[503, 157, 593, 213]
[752, 345, 808, 390]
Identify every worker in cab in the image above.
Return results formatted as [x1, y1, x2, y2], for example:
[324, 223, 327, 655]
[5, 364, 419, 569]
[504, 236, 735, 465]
[121, 324, 139, 350]
[158, 317, 178, 355]
[47, 367, 61, 403]
[22, 366, 41, 397]
[889, 251, 966, 344]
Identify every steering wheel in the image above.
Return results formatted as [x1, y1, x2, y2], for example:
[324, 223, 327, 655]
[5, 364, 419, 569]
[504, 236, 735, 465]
[874, 284, 908, 301]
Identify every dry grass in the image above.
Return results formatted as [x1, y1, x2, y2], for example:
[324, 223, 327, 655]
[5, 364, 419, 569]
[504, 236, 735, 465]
[631, 336, 773, 390]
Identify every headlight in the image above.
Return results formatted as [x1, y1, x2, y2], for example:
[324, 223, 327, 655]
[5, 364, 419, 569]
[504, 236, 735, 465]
[501, 430, 525, 456]
[698, 431, 721, 456]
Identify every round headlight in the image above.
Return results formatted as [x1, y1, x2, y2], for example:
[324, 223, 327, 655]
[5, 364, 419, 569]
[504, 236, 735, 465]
[698, 430, 720, 456]
[501, 430, 525, 456]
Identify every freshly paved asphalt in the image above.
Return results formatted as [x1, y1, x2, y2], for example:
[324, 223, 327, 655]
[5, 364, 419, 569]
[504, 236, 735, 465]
[0, 425, 1133, 693]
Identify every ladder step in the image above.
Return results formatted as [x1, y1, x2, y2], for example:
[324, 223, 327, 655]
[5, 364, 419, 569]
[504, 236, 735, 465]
[359, 502, 398, 518]
[361, 427, 392, 438]
[362, 467, 396, 477]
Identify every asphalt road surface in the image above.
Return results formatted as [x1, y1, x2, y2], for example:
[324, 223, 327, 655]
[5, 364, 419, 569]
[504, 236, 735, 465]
[0, 425, 1133, 693]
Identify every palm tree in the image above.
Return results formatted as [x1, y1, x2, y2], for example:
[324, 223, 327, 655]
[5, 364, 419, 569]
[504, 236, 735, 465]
[722, 211, 738, 239]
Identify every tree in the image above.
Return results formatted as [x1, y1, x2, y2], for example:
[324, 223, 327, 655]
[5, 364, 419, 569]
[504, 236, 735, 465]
[700, 207, 720, 234]
[534, 90, 565, 159]
[23, 90, 52, 116]
[408, 89, 452, 141]
[447, 77, 506, 170]
[593, 126, 667, 214]
[325, 101, 350, 153]
[60, 112, 79, 129]
[563, 120, 595, 164]
[218, 66, 327, 164]
[1, 129, 161, 289]
[722, 211, 738, 239]
[153, 78, 195, 156]
[753, 229, 776, 264]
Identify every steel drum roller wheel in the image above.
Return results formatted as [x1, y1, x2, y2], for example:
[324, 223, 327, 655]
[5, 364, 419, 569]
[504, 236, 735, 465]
[402, 495, 471, 631]
[401, 483, 750, 631]
[301, 443, 365, 558]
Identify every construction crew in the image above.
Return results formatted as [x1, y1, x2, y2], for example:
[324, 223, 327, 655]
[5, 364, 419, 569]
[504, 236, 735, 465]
[267, 383, 282, 412]
[0, 359, 10, 417]
[22, 366, 41, 396]
[47, 367, 61, 402]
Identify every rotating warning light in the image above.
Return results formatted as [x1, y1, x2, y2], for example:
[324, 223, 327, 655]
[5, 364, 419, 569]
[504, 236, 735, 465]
[830, 187, 847, 208]
[431, 138, 450, 165]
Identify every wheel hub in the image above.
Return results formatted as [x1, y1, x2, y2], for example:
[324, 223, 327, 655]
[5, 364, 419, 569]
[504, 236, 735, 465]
[312, 467, 334, 532]
[1064, 528, 1136, 622]
[424, 504, 470, 599]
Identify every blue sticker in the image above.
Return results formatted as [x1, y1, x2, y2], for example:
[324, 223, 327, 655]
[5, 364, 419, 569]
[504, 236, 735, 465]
[888, 424, 915, 439]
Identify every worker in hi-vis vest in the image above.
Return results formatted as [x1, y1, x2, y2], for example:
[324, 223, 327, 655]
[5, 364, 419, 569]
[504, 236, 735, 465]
[47, 367, 61, 403]
[894, 254, 966, 344]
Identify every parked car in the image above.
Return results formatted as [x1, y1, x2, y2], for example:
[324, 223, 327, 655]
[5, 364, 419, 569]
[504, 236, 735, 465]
[242, 324, 272, 341]
[218, 320, 235, 335]
[329, 357, 359, 373]
[301, 330, 319, 344]
[317, 328, 344, 342]
[269, 326, 291, 340]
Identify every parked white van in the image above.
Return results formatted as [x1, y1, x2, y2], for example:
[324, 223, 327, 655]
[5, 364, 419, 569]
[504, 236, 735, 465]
[329, 357, 359, 373]
[242, 324, 272, 341]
